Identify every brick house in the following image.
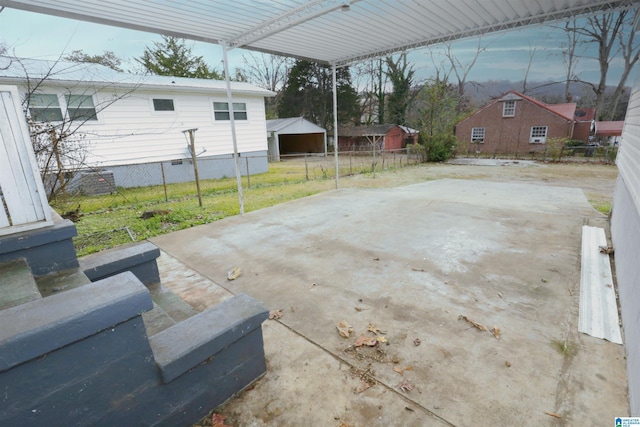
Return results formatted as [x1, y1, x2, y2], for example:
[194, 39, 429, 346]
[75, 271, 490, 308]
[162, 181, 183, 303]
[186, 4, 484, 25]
[455, 90, 595, 156]
[338, 124, 419, 151]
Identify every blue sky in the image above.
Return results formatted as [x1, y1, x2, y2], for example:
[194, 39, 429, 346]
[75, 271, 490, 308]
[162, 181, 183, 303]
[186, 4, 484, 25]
[0, 7, 631, 86]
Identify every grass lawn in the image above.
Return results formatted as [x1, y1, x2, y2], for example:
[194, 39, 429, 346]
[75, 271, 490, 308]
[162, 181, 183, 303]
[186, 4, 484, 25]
[51, 159, 618, 257]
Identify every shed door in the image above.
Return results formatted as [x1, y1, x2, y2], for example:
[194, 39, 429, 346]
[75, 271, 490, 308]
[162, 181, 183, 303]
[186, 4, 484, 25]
[0, 85, 52, 235]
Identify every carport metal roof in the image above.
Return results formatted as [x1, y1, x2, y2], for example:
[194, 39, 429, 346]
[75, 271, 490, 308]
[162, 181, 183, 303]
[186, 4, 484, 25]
[0, 0, 634, 66]
[0, 0, 634, 214]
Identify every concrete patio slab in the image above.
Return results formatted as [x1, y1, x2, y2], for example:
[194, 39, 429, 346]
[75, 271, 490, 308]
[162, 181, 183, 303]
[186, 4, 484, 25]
[152, 179, 628, 426]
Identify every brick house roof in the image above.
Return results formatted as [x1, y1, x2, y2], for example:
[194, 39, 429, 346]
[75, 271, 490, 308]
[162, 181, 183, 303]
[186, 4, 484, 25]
[457, 90, 579, 125]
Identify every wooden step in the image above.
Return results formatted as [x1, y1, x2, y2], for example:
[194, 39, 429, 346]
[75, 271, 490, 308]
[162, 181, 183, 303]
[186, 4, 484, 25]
[0, 259, 41, 310]
[142, 283, 199, 336]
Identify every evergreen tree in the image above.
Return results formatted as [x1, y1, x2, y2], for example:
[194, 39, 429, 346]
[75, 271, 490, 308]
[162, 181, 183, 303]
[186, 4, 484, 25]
[385, 52, 415, 125]
[278, 60, 359, 130]
[138, 35, 222, 79]
[64, 50, 122, 71]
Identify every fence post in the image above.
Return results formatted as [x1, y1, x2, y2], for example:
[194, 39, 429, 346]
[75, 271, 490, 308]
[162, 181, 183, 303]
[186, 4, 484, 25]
[245, 156, 250, 188]
[372, 144, 376, 178]
[160, 162, 168, 202]
[305, 154, 309, 181]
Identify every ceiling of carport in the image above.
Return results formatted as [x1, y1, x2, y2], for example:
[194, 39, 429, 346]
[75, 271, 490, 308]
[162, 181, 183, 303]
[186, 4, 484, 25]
[0, 0, 635, 65]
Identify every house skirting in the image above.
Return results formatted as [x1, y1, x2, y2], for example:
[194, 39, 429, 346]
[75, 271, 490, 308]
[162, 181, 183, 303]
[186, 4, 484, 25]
[611, 174, 640, 415]
[104, 150, 268, 189]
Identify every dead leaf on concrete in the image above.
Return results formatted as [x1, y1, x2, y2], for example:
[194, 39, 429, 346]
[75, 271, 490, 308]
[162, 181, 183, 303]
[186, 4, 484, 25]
[367, 323, 382, 335]
[497, 292, 504, 298]
[544, 411, 562, 419]
[211, 413, 232, 427]
[377, 336, 388, 343]
[505, 360, 511, 367]
[411, 267, 426, 272]
[354, 306, 369, 312]
[227, 266, 241, 281]
[337, 320, 353, 338]
[355, 380, 372, 394]
[393, 366, 404, 375]
[354, 334, 378, 347]
[458, 315, 487, 331]
[269, 309, 283, 320]
[397, 379, 414, 393]
[599, 245, 614, 254]
[490, 326, 501, 339]
[413, 338, 421, 346]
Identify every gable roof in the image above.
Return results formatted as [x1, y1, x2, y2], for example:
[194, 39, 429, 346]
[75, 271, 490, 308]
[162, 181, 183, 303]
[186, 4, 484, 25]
[340, 124, 418, 137]
[267, 117, 326, 134]
[0, 56, 274, 96]
[0, 1, 632, 67]
[457, 89, 578, 125]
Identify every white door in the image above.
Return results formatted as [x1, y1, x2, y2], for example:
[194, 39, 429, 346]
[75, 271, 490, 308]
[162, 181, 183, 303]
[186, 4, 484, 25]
[0, 85, 52, 235]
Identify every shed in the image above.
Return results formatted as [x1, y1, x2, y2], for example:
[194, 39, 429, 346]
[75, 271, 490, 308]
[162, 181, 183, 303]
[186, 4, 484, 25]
[339, 124, 419, 151]
[595, 121, 624, 145]
[266, 117, 327, 161]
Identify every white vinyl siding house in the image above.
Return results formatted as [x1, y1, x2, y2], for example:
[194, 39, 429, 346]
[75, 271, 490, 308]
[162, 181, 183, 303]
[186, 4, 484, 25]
[0, 57, 274, 188]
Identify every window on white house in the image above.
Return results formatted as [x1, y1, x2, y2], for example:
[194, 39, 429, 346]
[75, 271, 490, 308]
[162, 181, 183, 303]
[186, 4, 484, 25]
[503, 100, 516, 117]
[530, 126, 548, 143]
[213, 102, 247, 120]
[66, 95, 98, 121]
[471, 127, 485, 143]
[28, 94, 63, 122]
[153, 98, 175, 111]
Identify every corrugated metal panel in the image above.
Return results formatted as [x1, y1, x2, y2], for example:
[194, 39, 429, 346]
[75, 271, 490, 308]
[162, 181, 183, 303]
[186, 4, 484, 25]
[0, 0, 634, 65]
[578, 226, 622, 344]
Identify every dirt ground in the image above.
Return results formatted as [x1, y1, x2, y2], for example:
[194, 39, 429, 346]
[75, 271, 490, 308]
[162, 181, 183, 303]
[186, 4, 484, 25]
[156, 160, 623, 427]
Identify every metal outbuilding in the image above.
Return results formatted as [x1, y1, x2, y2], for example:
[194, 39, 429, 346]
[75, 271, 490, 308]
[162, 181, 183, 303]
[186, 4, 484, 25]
[266, 117, 327, 161]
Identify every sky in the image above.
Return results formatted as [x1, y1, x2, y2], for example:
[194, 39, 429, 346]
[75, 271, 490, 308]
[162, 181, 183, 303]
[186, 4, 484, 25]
[0, 7, 633, 88]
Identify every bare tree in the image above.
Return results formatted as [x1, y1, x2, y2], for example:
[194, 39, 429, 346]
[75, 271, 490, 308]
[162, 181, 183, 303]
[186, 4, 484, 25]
[607, 8, 640, 120]
[573, 10, 629, 119]
[560, 19, 581, 102]
[240, 52, 292, 118]
[442, 38, 487, 100]
[12, 56, 138, 200]
[521, 41, 539, 94]
[350, 58, 389, 125]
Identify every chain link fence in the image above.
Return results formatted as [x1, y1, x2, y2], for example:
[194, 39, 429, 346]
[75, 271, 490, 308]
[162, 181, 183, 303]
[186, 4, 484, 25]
[457, 144, 618, 163]
[48, 149, 420, 255]
[47, 145, 617, 255]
